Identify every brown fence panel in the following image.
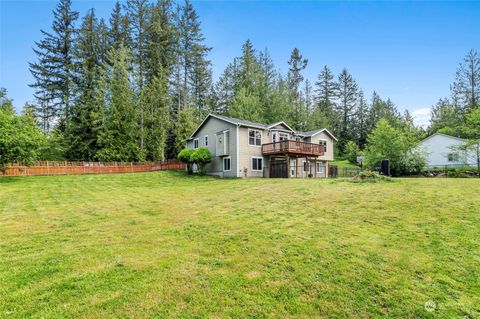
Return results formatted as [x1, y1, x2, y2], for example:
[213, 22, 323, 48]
[2, 160, 186, 177]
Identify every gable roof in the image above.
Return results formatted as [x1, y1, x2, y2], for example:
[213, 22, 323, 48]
[189, 113, 337, 141]
[420, 132, 466, 144]
[188, 113, 266, 139]
[298, 128, 338, 141]
[266, 121, 295, 132]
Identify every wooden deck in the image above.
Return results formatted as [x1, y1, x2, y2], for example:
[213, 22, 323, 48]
[261, 140, 324, 156]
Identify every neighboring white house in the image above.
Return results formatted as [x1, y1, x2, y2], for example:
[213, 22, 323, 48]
[419, 132, 475, 167]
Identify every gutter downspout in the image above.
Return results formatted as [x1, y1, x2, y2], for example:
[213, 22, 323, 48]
[236, 124, 240, 177]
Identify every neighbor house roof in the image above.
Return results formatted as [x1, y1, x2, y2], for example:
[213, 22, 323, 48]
[419, 132, 466, 144]
[188, 113, 337, 141]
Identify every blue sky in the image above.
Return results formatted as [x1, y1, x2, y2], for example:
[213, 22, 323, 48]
[1, 1, 479, 126]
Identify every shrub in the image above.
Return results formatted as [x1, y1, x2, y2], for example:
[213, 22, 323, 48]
[178, 148, 195, 174]
[350, 170, 392, 183]
[178, 147, 212, 176]
[190, 147, 212, 176]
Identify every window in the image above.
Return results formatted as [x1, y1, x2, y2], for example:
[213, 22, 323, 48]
[204, 135, 208, 146]
[319, 139, 327, 152]
[448, 153, 460, 162]
[223, 157, 231, 171]
[279, 133, 289, 141]
[252, 157, 263, 171]
[193, 138, 199, 149]
[303, 161, 307, 172]
[249, 129, 262, 146]
[317, 162, 325, 174]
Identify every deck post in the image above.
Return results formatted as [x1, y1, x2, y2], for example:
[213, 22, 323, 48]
[285, 154, 289, 178]
[296, 156, 299, 178]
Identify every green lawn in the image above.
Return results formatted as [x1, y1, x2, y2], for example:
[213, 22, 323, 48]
[331, 160, 360, 169]
[1, 172, 479, 318]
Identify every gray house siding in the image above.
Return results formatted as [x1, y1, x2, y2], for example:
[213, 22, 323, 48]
[187, 117, 238, 177]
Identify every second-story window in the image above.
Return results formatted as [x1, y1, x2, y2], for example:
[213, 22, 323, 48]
[319, 139, 327, 152]
[279, 133, 289, 141]
[194, 138, 199, 149]
[204, 135, 208, 146]
[249, 129, 262, 146]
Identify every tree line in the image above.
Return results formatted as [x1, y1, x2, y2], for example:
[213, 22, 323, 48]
[3, 0, 479, 170]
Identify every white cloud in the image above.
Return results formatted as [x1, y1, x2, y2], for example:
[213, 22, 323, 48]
[411, 108, 432, 129]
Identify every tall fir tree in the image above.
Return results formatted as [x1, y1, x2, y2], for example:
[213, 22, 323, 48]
[314, 65, 338, 131]
[335, 68, 358, 150]
[97, 45, 144, 162]
[176, 0, 212, 112]
[65, 9, 102, 160]
[287, 48, 308, 130]
[125, 0, 150, 150]
[367, 91, 400, 132]
[355, 90, 369, 148]
[451, 49, 480, 111]
[29, 0, 79, 130]
[108, 2, 131, 52]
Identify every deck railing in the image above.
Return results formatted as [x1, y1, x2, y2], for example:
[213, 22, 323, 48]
[261, 140, 324, 156]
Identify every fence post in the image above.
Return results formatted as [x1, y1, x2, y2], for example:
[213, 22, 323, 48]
[46, 161, 49, 176]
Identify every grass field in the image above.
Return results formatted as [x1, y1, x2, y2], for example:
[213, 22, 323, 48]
[331, 160, 360, 169]
[1, 172, 479, 318]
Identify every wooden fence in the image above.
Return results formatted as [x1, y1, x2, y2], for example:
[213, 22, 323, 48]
[2, 160, 186, 177]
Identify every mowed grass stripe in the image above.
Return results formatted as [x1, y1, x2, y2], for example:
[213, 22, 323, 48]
[0, 172, 479, 318]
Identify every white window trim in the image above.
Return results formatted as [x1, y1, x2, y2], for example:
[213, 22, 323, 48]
[317, 162, 324, 172]
[193, 138, 199, 149]
[204, 135, 208, 146]
[223, 156, 231, 171]
[251, 156, 264, 171]
[278, 132, 290, 142]
[248, 129, 262, 147]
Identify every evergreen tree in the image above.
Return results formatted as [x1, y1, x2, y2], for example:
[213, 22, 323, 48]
[367, 91, 400, 132]
[126, 0, 150, 150]
[287, 48, 308, 130]
[65, 9, 102, 160]
[97, 45, 144, 162]
[335, 68, 358, 151]
[108, 1, 131, 52]
[355, 90, 369, 147]
[146, 0, 177, 81]
[213, 62, 237, 115]
[29, 0, 79, 128]
[429, 98, 464, 136]
[287, 48, 308, 102]
[314, 65, 338, 131]
[228, 87, 263, 122]
[177, 0, 212, 111]
[451, 49, 480, 111]
[264, 75, 291, 123]
[142, 75, 171, 161]
[0, 88, 15, 114]
[173, 108, 198, 156]
[304, 79, 313, 113]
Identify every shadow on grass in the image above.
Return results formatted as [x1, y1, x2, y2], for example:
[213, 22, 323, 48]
[0, 176, 24, 184]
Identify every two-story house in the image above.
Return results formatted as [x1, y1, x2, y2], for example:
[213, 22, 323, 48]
[185, 114, 337, 178]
